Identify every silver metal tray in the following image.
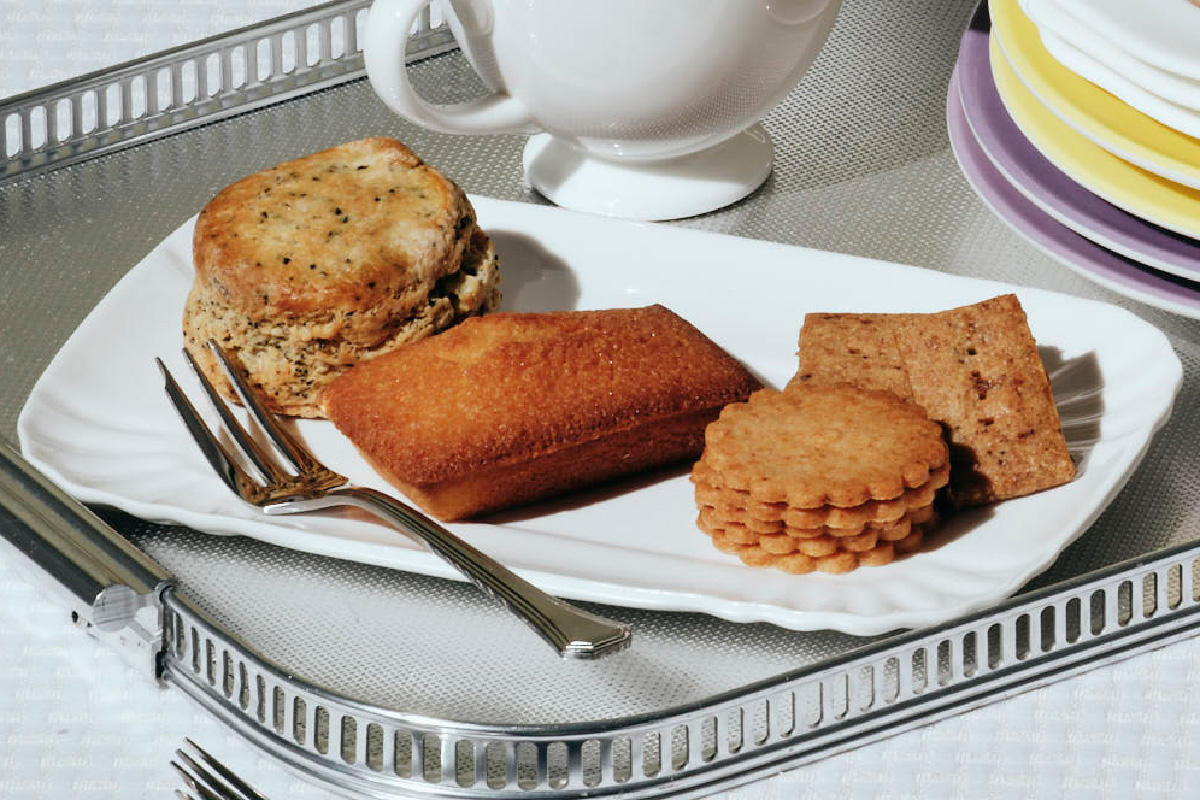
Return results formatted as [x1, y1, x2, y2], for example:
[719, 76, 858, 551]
[2, 0, 1199, 797]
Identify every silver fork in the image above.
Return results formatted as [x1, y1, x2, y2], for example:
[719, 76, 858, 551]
[172, 738, 269, 800]
[156, 339, 631, 659]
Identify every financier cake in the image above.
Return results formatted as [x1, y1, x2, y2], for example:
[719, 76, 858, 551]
[321, 305, 762, 521]
[183, 136, 500, 418]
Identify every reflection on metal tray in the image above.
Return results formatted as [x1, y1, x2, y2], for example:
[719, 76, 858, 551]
[0, 0, 454, 183]
[2, 0, 1200, 797]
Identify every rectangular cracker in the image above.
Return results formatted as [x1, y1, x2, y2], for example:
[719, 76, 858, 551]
[788, 312, 914, 400]
[791, 295, 1075, 506]
[894, 294, 1075, 504]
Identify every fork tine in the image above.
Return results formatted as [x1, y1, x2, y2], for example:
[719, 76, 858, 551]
[174, 740, 270, 800]
[172, 762, 217, 796]
[181, 347, 290, 484]
[158, 358, 258, 498]
[184, 738, 271, 800]
[174, 758, 234, 800]
[204, 340, 322, 476]
[174, 753, 245, 800]
[175, 758, 232, 800]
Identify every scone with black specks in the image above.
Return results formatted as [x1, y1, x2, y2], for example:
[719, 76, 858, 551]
[183, 136, 500, 418]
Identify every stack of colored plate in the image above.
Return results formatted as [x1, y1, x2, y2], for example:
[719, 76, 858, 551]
[949, 0, 1200, 318]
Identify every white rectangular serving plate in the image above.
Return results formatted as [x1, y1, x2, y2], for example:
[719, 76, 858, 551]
[17, 196, 1182, 635]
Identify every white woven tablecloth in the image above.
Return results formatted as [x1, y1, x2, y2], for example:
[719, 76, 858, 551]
[3, 2, 1200, 798]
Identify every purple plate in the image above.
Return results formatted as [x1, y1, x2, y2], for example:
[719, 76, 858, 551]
[957, 24, 1200, 281]
[947, 66, 1200, 319]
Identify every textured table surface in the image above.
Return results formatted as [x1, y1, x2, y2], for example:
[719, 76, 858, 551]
[2, 2, 1200, 799]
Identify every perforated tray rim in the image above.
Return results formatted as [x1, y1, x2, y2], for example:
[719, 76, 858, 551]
[161, 540, 1200, 797]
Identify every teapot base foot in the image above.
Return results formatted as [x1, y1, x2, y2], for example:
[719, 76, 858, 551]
[522, 125, 773, 221]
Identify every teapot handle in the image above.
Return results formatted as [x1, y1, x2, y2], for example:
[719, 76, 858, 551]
[363, 0, 540, 135]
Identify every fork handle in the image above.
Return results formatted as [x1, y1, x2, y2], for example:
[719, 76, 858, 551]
[335, 487, 632, 659]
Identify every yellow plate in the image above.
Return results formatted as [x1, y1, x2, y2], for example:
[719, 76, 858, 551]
[990, 0, 1200, 190]
[989, 34, 1200, 240]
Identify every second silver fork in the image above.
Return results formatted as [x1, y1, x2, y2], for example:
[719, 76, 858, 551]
[158, 340, 631, 659]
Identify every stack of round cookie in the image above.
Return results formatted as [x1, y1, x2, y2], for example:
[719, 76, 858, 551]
[692, 384, 950, 575]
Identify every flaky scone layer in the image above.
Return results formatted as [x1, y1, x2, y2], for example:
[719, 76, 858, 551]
[184, 227, 499, 417]
[182, 137, 501, 417]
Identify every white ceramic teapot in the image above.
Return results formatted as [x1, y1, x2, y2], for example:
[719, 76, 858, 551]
[365, 0, 842, 219]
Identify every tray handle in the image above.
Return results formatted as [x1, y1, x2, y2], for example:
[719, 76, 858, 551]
[0, 440, 173, 676]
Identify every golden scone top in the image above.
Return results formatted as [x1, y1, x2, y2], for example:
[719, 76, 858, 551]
[192, 136, 474, 317]
[182, 136, 498, 418]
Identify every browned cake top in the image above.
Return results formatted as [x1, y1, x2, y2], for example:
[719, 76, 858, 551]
[321, 305, 762, 483]
[192, 137, 473, 317]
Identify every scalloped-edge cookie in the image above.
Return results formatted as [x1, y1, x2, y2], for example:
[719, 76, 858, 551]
[708, 527, 926, 575]
[697, 503, 937, 541]
[692, 461, 948, 528]
[694, 385, 949, 508]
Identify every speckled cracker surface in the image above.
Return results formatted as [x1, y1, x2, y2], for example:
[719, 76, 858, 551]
[790, 313, 914, 400]
[892, 294, 1076, 505]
